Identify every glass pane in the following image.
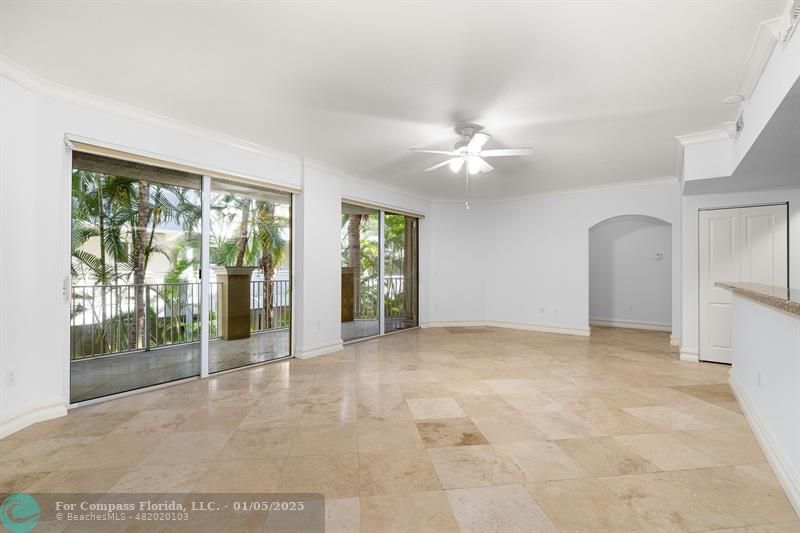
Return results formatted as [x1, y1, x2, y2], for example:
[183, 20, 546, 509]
[384, 213, 419, 333]
[208, 178, 291, 373]
[341, 203, 380, 341]
[70, 153, 202, 402]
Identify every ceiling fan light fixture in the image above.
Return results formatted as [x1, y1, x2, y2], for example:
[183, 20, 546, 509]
[449, 158, 464, 173]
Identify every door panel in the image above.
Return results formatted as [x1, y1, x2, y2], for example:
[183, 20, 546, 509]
[699, 210, 738, 364]
[699, 204, 788, 364]
[741, 205, 788, 288]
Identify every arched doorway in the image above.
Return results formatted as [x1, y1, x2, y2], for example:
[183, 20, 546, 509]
[589, 215, 672, 333]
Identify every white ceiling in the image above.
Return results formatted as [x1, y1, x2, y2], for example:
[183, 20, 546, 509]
[0, 1, 786, 200]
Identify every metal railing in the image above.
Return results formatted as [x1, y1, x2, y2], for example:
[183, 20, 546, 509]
[70, 280, 289, 360]
[355, 276, 407, 320]
[250, 279, 291, 332]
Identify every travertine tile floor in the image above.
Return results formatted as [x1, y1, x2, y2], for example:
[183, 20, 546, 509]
[2, 326, 798, 532]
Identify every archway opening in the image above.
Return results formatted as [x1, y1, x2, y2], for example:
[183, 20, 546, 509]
[589, 215, 672, 335]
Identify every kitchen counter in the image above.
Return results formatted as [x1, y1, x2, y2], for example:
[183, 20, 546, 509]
[715, 282, 800, 316]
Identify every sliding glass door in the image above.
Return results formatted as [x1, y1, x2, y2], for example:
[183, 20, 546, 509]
[340, 203, 419, 342]
[384, 213, 419, 333]
[207, 178, 292, 373]
[341, 203, 380, 342]
[70, 151, 292, 403]
[70, 153, 203, 402]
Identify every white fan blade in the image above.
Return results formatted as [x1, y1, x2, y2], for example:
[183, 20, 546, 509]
[411, 149, 457, 156]
[480, 148, 534, 157]
[425, 158, 458, 172]
[467, 132, 490, 153]
[478, 158, 494, 173]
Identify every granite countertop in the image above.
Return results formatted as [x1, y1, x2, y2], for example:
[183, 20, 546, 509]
[715, 282, 800, 316]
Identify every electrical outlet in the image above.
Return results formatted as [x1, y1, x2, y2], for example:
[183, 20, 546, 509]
[6, 371, 15, 388]
[540, 307, 545, 313]
[316, 320, 321, 331]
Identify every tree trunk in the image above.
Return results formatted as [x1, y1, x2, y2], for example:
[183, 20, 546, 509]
[97, 178, 109, 351]
[132, 181, 151, 350]
[347, 214, 362, 318]
[235, 200, 251, 267]
[260, 253, 275, 328]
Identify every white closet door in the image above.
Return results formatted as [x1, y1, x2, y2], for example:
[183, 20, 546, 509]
[699, 209, 739, 364]
[740, 205, 788, 288]
[699, 204, 788, 364]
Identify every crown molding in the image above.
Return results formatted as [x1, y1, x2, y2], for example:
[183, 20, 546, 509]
[675, 128, 732, 146]
[0, 55, 301, 165]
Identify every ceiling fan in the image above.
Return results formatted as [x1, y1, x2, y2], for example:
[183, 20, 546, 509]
[411, 125, 533, 208]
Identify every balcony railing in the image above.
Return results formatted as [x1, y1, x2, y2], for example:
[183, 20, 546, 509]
[70, 280, 290, 360]
[356, 277, 408, 320]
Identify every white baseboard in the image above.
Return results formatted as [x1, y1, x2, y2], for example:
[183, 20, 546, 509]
[729, 374, 800, 516]
[294, 341, 343, 359]
[589, 317, 671, 332]
[0, 402, 67, 439]
[670, 335, 681, 346]
[679, 349, 700, 363]
[421, 321, 590, 337]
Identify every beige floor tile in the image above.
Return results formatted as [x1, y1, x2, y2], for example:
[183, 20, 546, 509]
[416, 418, 489, 448]
[574, 407, 660, 436]
[5, 327, 793, 532]
[672, 427, 765, 466]
[428, 445, 524, 489]
[446, 484, 558, 533]
[360, 491, 459, 533]
[139, 430, 231, 466]
[401, 382, 452, 399]
[524, 409, 604, 439]
[483, 378, 539, 395]
[61, 433, 163, 470]
[528, 477, 657, 532]
[28, 467, 129, 493]
[357, 421, 424, 452]
[277, 453, 359, 499]
[358, 449, 441, 496]
[109, 463, 208, 492]
[108, 408, 192, 435]
[602, 471, 747, 531]
[406, 397, 466, 420]
[298, 398, 358, 425]
[442, 380, 495, 396]
[670, 466, 798, 527]
[613, 432, 725, 471]
[494, 440, 589, 482]
[289, 423, 358, 456]
[623, 405, 713, 431]
[191, 458, 284, 492]
[325, 497, 360, 533]
[556, 436, 660, 476]
[470, 414, 547, 443]
[176, 405, 250, 432]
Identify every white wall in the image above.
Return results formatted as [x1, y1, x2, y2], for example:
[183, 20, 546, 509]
[680, 186, 800, 358]
[0, 71, 430, 436]
[589, 216, 672, 329]
[426, 179, 682, 337]
[730, 294, 800, 514]
[426, 202, 489, 325]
